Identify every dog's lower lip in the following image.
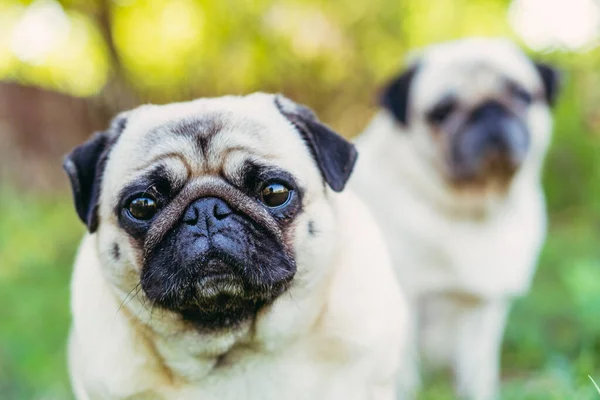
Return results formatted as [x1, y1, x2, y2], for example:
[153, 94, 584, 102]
[198, 273, 238, 285]
[195, 272, 245, 298]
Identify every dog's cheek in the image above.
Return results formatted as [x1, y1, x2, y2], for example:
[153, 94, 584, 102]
[291, 200, 336, 283]
[430, 130, 450, 166]
[411, 123, 449, 174]
[97, 224, 144, 292]
[524, 105, 553, 159]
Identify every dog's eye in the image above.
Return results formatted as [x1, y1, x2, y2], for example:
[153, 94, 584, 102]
[509, 84, 532, 104]
[427, 101, 456, 124]
[127, 196, 158, 220]
[260, 182, 291, 208]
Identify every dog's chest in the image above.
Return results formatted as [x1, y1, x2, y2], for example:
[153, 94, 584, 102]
[155, 342, 369, 400]
[381, 189, 546, 298]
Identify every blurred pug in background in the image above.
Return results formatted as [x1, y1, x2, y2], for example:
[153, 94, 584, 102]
[351, 38, 560, 400]
[64, 93, 407, 400]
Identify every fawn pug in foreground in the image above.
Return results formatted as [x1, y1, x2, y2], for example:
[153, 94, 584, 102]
[64, 93, 407, 399]
[351, 38, 560, 400]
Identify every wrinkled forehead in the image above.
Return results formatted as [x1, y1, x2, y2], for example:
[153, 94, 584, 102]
[104, 97, 316, 190]
[412, 41, 541, 108]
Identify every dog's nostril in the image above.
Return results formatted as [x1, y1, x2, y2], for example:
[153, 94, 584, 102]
[486, 133, 507, 151]
[183, 206, 199, 225]
[213, 201, 232, 220]
[183, 197, 233, 226]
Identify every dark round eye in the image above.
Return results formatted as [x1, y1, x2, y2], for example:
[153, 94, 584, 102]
[127, 196, 158, 220]
[260, 182, 291, 208]
[510, 84, 532, 104]
[427, 101, 456, 124]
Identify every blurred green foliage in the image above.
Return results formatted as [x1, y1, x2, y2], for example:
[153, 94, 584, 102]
[0, 191, 82, 399]
[1, 0, 600, 399]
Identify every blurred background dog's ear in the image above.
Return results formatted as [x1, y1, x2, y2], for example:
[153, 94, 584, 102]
[380, 65, 419, 126]
[62, 115, 127, 232]
[534, 63, 561, 106]
[275, 95, 358, 192]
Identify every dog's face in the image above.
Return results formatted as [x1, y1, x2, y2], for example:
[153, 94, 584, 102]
[64, 93, 357, 333]
[381, 38, 560, 192]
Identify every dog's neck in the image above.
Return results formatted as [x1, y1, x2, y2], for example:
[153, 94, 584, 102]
[357, 112, 542, 220]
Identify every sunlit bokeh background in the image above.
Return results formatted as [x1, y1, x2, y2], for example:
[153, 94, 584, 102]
[1, 0, 599, 398]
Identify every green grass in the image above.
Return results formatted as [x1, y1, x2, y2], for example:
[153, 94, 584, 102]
[589, 376, 600, 395]
[1, 187, 600, 399]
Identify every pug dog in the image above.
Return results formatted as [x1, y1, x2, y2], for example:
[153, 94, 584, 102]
[350, 38, 560, 400]
[63, 93, 407, 400]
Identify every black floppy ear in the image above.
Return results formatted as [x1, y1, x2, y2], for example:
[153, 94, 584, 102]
[380, 65, 419, 126]
[275, 95, 358, 192]
[534, 62, 561, 106]
[63, 115, 127, 232]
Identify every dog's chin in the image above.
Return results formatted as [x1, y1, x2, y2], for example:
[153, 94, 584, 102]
[447, 156, 522, 195]
[179, 282, 290, 331]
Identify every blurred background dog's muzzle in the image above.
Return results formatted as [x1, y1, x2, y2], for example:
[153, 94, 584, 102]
[451, 101, 530, 183]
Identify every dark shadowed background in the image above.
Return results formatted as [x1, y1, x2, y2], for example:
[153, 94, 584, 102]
[1, 0, 600, 398]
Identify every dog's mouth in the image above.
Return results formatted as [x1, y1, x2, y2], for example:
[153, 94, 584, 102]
[140, 254, 293, 330]
[176, 271, 291, 330]
[194, 258, 245, 297]
[193, 257, 292, 298]
[481, 152, 521, 179]
[449, 152, 521, 188]
[446, 133, 528, 192]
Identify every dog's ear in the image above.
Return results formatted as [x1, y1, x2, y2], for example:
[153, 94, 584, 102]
[275, 95, 358, 192]
[380, 65, 419, 126]
[534, 62, 561, 106]
[63, 114, 128, 232]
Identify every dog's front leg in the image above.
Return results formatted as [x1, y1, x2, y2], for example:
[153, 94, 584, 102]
[395, 310, 420, 400]
[453, 300, 509, 400]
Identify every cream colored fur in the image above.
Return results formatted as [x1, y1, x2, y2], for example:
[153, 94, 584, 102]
[350, 39, 552, 400]
[68, 93, 407, 400]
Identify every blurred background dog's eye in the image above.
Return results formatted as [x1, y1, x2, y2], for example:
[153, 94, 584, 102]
[427, 101, 456, 124]
[128, 197, 157, 220]
[510, 84, 533, 104]
[260, 183, 291, 208]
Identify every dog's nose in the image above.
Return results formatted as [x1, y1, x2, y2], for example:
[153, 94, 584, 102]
[484, 130, 509, 153]
[468, 101, 521, 154]
[182, 197, 233, 229]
